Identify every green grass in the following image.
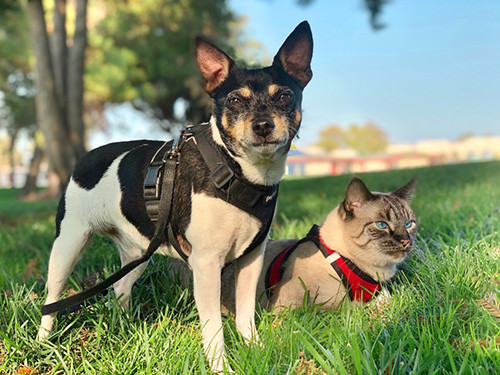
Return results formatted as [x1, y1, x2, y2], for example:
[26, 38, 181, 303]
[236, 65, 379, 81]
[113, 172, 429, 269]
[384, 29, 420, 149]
[1, 161, 499, 374]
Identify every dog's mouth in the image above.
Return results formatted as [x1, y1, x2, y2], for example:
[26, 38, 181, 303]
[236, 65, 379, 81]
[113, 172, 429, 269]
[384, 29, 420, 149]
[251, 140, 283, 147]
[250, 133, 289, 148]
[248, 139, 289, 156]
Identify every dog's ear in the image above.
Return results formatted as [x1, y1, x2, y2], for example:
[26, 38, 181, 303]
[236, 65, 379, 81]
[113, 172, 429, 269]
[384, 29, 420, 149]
[343, 177, 374, 213]
[272, 21, 313, 89]
[195, 37, 235, 96]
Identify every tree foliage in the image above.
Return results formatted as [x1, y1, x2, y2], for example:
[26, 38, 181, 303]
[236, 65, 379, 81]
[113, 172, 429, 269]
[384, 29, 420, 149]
[316, 122, 388, 155]
[298, 0, 391, 30]
[86, 0, 236, 127]
[0, 0, 394, 195]
[0, 3, 37, 189]
[0, 3, 34, 130]
[316, 125, 344, 152]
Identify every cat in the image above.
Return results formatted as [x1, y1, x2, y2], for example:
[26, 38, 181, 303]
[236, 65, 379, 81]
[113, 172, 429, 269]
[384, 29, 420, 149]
[166, 176, 417, 312]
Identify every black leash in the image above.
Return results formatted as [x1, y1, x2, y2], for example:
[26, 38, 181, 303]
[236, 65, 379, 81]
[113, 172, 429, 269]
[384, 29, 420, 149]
[41, 136, 182, 315]
[41, 123, 279, 315]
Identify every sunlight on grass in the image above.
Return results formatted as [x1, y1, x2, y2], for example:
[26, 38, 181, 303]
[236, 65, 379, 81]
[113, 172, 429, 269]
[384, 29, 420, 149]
[1, 161, 499, 373]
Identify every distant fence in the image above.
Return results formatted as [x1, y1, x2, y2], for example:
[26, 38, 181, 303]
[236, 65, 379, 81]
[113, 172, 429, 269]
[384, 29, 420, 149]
[0, 166, 49, 189]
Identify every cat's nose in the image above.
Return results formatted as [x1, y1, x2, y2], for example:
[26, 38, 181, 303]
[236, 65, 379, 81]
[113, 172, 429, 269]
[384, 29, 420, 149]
[400, 239, 410, 248]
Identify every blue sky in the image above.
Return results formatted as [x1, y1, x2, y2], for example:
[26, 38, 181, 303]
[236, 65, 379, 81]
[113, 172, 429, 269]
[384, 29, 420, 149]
[230, 0, 500, 146]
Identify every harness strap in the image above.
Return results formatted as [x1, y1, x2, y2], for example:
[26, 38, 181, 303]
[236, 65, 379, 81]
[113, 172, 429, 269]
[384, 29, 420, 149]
[193, 124, 279, 217]
[42, 140, 181, 315]
[306, 225, 382, 302]
[42, 123, 279, 315]
[264, 237, 309, 299]
[144, 140, 171, 221]
[193, 123, 279, 258]
[264, 225, 382, 303]
[142, 128, 194, 262]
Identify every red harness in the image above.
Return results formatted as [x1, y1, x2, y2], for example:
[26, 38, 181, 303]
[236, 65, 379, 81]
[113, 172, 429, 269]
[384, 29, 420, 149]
[265, 225, 382, 303]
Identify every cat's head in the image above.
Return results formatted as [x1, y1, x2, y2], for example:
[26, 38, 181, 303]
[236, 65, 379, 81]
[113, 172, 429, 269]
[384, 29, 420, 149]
[338, 177, 417, 266]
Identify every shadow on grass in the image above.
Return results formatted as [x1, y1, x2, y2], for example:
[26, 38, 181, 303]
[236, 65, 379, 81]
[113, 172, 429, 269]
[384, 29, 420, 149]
[0, 189, 59, 225]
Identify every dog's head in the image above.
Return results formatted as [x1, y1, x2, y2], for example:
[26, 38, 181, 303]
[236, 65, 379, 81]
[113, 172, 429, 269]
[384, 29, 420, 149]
[196, 21, 313, 163]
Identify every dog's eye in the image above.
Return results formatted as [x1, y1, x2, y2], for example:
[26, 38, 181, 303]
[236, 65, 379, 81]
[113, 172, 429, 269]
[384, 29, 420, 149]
[228, 97, 243, 106]
[279, 93, 292, 103]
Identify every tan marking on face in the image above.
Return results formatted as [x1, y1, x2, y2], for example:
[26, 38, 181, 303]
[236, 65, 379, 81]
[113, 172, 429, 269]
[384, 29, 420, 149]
[222, 112, 250, 141]
[271, 115, 289, 138]
[221, 113, 230, 130]
[236, 117, 253, 139]
[222, 112, 239, 139]
[239, 86, 252, 98]
[294, 109, 302, 125]
[268, 84, 279, 96]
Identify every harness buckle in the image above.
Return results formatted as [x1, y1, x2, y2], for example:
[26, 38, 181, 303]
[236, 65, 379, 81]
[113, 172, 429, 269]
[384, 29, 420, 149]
[165, 136, 180, 159]
[144, 164, 163, 200]
[210, 163, 235, 189]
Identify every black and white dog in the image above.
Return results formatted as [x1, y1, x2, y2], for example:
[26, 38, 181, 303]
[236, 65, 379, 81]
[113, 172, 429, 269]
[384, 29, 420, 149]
[37, 21, 313, 372]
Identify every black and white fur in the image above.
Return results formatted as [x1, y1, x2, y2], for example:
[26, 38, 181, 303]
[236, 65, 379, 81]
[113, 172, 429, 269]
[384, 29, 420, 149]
[37, 22, 313, 372]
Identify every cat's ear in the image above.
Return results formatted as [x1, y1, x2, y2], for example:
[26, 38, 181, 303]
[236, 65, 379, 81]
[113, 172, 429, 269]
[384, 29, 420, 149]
[393, 178, 417, 202]
[344, 177, 375, 212]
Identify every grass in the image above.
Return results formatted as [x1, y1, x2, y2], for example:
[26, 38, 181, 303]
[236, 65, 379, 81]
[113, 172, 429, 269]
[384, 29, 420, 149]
[1, 161, 499, 374]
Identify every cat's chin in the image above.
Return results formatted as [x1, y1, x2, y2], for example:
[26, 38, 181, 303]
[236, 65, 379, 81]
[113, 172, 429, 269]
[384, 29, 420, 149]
[388, 249, 411, 260]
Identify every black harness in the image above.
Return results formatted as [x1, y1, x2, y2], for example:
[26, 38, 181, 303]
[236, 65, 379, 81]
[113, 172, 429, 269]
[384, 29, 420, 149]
[143, 123, 279, 261]
[42, 123, 279, 315]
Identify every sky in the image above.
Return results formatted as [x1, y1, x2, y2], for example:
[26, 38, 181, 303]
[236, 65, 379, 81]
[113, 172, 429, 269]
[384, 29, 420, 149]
[90, 0, 500, 149]
[227, 0, 500, 146]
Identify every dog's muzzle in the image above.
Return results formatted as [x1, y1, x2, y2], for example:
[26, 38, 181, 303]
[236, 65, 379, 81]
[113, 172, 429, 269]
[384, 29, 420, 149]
[252, 117, 275, 139]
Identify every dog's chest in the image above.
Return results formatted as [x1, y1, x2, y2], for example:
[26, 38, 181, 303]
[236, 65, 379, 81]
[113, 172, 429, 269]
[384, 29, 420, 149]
[178, 192, 262, 262]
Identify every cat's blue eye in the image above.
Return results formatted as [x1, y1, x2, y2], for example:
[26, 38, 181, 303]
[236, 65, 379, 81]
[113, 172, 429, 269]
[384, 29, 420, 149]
[405, 220, 413, 228]
[376, 221, 388, 229]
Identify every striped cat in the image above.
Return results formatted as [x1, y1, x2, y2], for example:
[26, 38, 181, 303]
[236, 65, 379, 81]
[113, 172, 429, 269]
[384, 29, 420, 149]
[167, 177, 417, 312]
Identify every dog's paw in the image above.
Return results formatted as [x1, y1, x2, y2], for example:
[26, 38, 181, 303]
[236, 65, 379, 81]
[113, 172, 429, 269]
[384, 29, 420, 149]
[241, 332, 264, 349]
[37, 315, 56, 342]
[210, 357, 234, 374]
[36, 327, 50, 342]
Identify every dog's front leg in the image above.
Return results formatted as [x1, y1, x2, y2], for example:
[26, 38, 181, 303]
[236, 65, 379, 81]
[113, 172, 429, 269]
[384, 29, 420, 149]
[189, 254, 231, 373]
[234, 241, 266, 344]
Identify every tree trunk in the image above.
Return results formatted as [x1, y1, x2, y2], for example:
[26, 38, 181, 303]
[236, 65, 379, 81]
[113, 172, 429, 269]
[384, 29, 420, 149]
[43, 168, 62, 200]
[19, 143, 44, 200]
[8, 127, 19, 188]
[27, 0, 74, 191]
[50, 0, 68, 119]
[67, 0, 88, 160]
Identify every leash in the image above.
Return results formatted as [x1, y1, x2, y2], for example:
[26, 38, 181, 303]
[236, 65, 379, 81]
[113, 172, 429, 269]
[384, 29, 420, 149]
[42, 123, 279, 315]
[41, 132, 184, 315]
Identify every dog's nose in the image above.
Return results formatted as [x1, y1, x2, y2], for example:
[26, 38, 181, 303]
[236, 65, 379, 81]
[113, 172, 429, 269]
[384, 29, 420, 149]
[252, 118, 275, 138]
[400, 239, 410, 248]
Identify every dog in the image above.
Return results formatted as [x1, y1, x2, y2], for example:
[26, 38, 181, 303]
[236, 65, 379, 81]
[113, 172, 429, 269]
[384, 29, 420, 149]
[167, 177, 417, 313]
[37, 21, 313, 372]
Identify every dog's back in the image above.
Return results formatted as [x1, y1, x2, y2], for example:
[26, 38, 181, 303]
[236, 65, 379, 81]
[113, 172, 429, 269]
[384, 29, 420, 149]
[56, 140, 163, 240]
[38, 21, 314, 373]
